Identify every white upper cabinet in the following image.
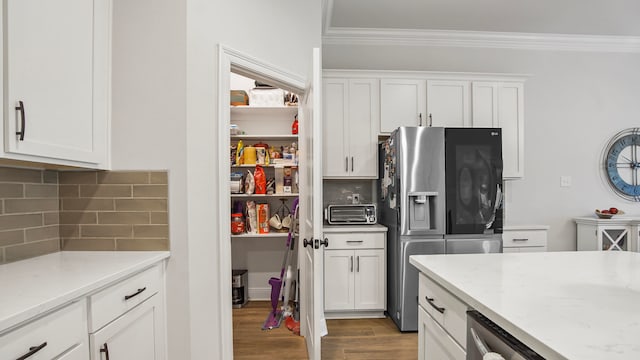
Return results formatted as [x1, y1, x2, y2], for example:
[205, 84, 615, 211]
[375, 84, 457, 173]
[323, 77, 378, 178]
[2, 0, 111, 168]
[426, 80, 470, 128]
[472, 82, 525, 179]
[380, 79, 426, 133]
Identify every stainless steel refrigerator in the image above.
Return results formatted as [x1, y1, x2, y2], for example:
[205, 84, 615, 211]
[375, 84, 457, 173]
[379, 127, 503, 331]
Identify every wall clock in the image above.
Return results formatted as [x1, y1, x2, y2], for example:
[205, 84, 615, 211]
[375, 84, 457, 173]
[603, 128, 640, 201]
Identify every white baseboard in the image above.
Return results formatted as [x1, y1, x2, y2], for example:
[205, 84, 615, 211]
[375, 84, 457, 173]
[248, 287, 272, 301]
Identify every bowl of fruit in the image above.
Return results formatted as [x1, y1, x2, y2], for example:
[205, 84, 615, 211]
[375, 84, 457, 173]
[595, 207, 623, 219]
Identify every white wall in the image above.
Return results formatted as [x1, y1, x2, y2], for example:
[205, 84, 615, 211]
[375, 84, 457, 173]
[112, 0, 320, 359]
[323, 44, 640, 251]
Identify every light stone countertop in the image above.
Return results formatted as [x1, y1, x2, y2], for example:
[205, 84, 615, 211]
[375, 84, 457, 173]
[323, 224, 388, 232]
[0, 251, 170, 334]
[410, 251, 640, 360]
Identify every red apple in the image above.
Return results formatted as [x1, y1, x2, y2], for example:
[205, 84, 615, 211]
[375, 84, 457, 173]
[610, 207, 619, 214]
[602, 209, 610, 214]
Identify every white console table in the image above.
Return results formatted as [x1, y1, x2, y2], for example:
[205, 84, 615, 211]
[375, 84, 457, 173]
[574, 217, 640, 252]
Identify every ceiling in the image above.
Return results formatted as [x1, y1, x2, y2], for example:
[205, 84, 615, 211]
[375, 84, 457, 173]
[324, 0, 640, 37]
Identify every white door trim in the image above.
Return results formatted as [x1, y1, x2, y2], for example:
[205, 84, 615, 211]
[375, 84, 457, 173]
[217, 44, 306, 360]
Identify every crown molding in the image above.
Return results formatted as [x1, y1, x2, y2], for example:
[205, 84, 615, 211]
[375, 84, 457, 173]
[322, 27, 640, 53]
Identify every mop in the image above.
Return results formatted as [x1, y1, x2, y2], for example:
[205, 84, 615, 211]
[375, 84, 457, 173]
[262, 198, 299, 330]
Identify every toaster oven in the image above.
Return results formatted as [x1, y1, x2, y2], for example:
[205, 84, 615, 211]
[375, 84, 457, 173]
[326, 204, 377, 225]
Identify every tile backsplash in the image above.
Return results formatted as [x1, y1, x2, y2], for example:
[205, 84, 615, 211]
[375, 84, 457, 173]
[59, 171, 169, 252]
[0, 168, 59, 264]
[0, 168, 169, 265]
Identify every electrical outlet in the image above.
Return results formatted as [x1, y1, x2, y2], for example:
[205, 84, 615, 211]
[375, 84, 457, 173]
[560, 176, 572, 187]
[352, 193, 360, 204]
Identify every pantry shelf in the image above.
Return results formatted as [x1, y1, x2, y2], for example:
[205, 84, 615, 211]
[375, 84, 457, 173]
[231, 233, 289, 239]
[231, 193, 299, 198]
[231, 134, 298, 141]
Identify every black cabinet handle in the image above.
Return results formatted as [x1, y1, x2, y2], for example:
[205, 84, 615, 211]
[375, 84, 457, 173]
[15, 100, 25, 141]
[345, 157, 348, 172]
[425, 296, 445, 314]
[351, 157, 354, 172]
[100, 343, 110, 360]
[124, 287, 147, 300]
[16, 342, 47, 360]
[419, 113, 423, 126]
[303, 238, 313, 248]
[320, 238, 328, 248]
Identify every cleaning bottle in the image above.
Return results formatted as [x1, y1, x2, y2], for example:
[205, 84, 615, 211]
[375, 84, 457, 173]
[291, 114, 298, 135]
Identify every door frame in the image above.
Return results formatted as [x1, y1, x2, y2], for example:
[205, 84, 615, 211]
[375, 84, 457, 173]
[217, 45, 305, 359]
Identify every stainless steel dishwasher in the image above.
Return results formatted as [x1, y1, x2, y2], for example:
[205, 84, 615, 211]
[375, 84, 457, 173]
[467, 310, 545, 360]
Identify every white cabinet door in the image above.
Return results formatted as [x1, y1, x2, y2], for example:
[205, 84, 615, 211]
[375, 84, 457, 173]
[353, 249, 385, 310]
[323, 79, 349, 177]
[426, 80, 470, 127]
[380, 79, 426, 133]
[419, 306, 465, 360]
[348, 79, 379, 178]
[323, 78, 378, 178]
[90, 295, 165, 360]
[323, 249, 354, 311]
[497, 82, 524, 179]
[471, 81, 524, 179]
[3, 0, 110, 167]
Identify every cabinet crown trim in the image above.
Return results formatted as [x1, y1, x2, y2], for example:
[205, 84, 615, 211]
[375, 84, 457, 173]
[323, 69, 529, 82]
[323, 28, 640, 53]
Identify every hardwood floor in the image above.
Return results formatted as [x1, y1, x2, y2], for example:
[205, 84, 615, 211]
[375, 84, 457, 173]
[233, 301, 418, 360]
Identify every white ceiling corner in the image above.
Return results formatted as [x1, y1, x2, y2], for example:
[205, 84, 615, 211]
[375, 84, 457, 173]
[322, 1, 640, 53]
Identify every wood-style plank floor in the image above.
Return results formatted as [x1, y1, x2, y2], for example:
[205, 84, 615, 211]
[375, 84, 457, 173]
[233, 301, 418, 360]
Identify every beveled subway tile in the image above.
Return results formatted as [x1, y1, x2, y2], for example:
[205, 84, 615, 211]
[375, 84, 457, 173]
[5, 239, 59, 263]
[132, 185, 167, 198]
[44, 212, 60, 225]
[133, 225, 168, 238]
[0, 229, 24, 247]
[115, 199, 167, 211]
[59, 211, 97, 224]
[150, 212, 168, 224]
[0, 183, 24, 198]
[59, 171, 97, 184]
[43, 170, 58, 184]
[98, 212, 149, 225]
[80, 184, 132, 198]
[98, 172, 149, 184]
[59, 185, 80, 198]
[81, 224, 133, 238]
[62, 238, 116, 251]
[116, 238, 169, 251]
[0, 168, 42, 183]
[25, 184, 58, 198]
[59, 225, 80, 238]
[62, 198, 114, 211]
[150, 172, 168, 184]
[25, 225, 59, 242]
[5, 199, 59, 213]
[0, 214, 42, 231]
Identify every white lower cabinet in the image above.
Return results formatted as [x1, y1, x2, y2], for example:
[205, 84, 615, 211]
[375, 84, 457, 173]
[90, 294, 164, 360]
[418, 272, 467, 360]
[0, 300, 88, 360]
[89, 264, 166, 360]
[0, 260, 166, 360]
[323, 228, 386, 318]
[419, 306, 465, 360]
[502, 225, 549, 253]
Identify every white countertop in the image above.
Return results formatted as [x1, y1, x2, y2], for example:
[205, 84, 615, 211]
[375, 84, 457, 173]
[410, 251, 640, 360]
[323, 224, 388, 232]
[0, 251, 170, 334]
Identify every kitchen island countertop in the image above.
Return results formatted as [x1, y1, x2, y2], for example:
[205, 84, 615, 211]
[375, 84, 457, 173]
[410, 251, 640, 360]
[0, 251, 170, 333]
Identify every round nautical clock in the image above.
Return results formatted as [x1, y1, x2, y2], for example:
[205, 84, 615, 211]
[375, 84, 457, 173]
[603, 128, 640, 201]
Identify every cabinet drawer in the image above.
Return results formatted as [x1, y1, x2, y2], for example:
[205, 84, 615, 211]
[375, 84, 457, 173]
[420, 305, 466, 360]
[502, 230, 546, 248]
[89, 264, 163, 332]
[0, 300, 87, 360]
[418, 273, 467, 349]
[325, 232, 385, 249]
